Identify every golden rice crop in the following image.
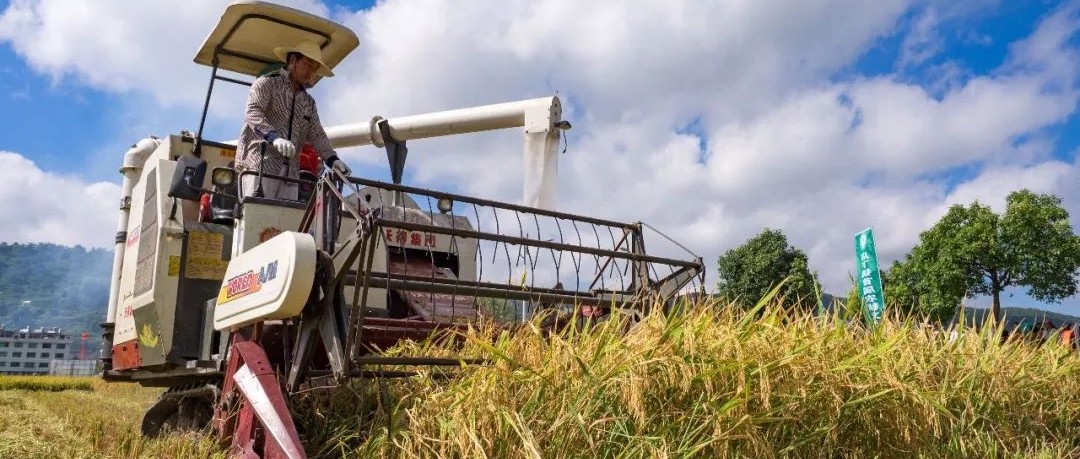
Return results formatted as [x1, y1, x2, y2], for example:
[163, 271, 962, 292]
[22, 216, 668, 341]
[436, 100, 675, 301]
[301, 295, 1080, 458]
[1, 292, 1077, 458]
[0, 378, 223, 459]
[0, 375, 94, 392]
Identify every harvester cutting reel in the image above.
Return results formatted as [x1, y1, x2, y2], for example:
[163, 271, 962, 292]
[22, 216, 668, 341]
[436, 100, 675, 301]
[195, 169, 704, 457]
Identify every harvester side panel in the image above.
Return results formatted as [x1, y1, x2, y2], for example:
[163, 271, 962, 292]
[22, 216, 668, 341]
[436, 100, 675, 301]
[110, 136, 242, 374]
[114, 159, 184, 369]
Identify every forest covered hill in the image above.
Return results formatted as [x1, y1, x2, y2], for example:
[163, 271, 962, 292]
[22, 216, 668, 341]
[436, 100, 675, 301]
[0, 243, 112, 351]
[954, 306, 1080, 328]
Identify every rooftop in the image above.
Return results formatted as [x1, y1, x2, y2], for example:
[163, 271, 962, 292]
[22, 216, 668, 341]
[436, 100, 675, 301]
[0, 325, 73, 340]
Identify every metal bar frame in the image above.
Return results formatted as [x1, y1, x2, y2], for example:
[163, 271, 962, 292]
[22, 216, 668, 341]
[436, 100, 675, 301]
[375, 218, 699, 269]
[251, 169, 702, 390]
[345, 271, 634, 306]
[213, 74, 252, 87]
[345, 176, 635, 229]
[589, 229, 631, 291]
[192, 60, 219, 157]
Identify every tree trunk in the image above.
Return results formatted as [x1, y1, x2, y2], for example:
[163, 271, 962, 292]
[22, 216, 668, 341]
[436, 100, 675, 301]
[988, 270, 1002, 325]
[991, 289, 1001, 325]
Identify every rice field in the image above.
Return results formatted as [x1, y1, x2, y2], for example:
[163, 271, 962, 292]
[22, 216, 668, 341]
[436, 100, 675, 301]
[307, 299, 1080, 458]
[0, 375, 93, 392]
[0, 377, 222, 458]
[0, 297, 1077, 458]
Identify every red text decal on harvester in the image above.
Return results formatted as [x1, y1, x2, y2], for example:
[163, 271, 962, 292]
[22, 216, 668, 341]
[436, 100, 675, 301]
[100, 2, 705, 457]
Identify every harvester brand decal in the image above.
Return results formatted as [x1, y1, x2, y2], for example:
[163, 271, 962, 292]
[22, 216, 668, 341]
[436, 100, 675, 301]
[384, 228, 437, 248]
[218, 260, 279, 305]
[220, 148, 236, 158]
[126, 226, 141, 247]
[138, 323, 159, 348]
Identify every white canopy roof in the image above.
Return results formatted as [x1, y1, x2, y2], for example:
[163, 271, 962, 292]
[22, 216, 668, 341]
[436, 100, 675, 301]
[194, 1, 358, 81]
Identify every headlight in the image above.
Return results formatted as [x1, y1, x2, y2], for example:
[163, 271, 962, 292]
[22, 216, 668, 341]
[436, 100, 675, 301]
[437, 197, 453, 214]
[211, 167, 236, 188]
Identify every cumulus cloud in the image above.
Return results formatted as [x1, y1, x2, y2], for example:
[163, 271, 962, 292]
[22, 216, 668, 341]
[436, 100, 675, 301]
[3, 0, 1080, 302]
[0, 0, 327, 114]
[315, 0, 1080, 294]
[0, 152, 119, 247]
[325, 0, 915, 123]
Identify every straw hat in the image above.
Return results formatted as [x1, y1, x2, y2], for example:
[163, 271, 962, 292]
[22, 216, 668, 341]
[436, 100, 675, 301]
[273, 41, 334, 77]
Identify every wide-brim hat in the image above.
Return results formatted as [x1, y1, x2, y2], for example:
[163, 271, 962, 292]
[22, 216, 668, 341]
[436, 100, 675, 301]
[273, 41, 335, 77]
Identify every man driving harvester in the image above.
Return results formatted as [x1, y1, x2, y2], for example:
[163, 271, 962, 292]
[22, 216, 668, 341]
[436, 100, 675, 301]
[237, 40, 351, 199]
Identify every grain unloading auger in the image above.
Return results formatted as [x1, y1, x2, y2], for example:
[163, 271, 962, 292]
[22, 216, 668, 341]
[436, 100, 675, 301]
[100, 2, 704, 457]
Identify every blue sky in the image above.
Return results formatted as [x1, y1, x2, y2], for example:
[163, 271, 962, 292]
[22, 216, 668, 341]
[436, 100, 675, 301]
[0, 0, 375, 180]
[849, 0, 1080, 172]
[2, 0, 1080, 318]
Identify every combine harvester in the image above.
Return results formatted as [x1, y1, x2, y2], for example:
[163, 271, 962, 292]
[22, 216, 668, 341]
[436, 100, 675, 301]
[101, 1, 704, 457]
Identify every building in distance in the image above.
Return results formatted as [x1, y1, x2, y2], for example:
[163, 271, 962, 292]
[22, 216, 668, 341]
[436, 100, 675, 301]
[0, 325, 75, 375]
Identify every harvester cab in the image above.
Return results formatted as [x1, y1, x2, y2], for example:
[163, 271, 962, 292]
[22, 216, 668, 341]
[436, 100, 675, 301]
[101, 1, 706, 457]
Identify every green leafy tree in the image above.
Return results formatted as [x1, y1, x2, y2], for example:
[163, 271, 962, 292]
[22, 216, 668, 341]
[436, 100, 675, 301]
[886, 190, 1080, 323]
[882, 258, 960, 322]
[715, 228, 820, 310]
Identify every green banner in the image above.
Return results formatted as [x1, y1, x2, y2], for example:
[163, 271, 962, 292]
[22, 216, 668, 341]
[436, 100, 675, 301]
[855, 228, 885, 325]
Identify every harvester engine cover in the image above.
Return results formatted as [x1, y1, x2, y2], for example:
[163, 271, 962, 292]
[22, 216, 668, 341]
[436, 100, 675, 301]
[213, 231, 316, 330]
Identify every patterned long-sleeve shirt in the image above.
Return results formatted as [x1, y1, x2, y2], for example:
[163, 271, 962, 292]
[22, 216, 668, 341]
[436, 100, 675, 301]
[237, 69, 336, 178]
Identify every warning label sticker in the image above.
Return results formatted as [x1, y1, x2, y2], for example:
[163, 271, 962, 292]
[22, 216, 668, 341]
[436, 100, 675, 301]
[167, 256, 180, 277]
[185, 232, 228, 280]
[186, 257, 229, 280]
[188, 231, 224, 259]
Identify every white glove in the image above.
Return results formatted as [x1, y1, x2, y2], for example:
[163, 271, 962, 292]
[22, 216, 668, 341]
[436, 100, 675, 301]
[332, 159, 352, 176]
[272, 138, 296, 158]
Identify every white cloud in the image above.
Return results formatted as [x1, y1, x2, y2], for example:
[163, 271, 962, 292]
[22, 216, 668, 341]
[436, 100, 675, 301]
[3, 0, 1080, 310]
[899, 7, 942, 69]
[0, 0, 334, 180]
[0, 0, 328, 108]
[0, 152, 119, 247]
[318, 0, 1080, 294]
[324, 0, 915, 124]
[945, 161, 1074, 210]
[848, 72, 1075, 177]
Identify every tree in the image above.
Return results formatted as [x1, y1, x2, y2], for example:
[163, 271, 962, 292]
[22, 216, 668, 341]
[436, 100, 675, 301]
[882, 257, 960, 322]
[887, 190, 1080, 323]
[715, 228, 820, 310]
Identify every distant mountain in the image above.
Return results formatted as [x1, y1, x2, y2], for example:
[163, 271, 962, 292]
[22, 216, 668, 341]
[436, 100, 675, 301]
[809, 294, 1080, 327]
[0, 243, 112, 353]
[954, 307, 1080, 328]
